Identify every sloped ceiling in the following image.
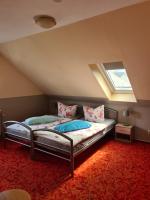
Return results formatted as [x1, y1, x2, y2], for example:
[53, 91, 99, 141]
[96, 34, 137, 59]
[0, 1, 150, 100]
[0, 0, 146, 43]
[0, 54, 42, 98]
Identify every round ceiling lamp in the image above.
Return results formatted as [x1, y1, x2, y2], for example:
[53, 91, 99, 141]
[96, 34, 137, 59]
[34, 15, 56, 29]
[53, 0, 62, 2]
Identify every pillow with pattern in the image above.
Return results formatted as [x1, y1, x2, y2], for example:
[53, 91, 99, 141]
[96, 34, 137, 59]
[57, 102, 77, 118]
[83, 105, 104, 122]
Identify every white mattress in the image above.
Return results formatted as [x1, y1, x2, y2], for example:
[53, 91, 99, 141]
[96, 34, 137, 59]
[6, 117, 72, 139]
[34, 119, 115, 147]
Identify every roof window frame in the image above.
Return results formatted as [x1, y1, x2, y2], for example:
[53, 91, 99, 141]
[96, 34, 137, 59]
[100, 62, 133, 94]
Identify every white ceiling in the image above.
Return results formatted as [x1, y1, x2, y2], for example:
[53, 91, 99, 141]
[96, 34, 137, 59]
[0, 0, 146, 43]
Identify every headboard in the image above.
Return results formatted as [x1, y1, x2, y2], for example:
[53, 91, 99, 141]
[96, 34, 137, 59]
[50, 102, 118, 122]
[104, 107, 118, 122]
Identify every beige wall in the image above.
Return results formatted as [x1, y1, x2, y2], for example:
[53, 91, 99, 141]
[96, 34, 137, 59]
[0, 1, 150, 100]
[0, 54, 42, 98]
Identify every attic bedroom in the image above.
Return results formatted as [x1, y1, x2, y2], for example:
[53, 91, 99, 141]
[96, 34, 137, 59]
[0, 0, 149, 200]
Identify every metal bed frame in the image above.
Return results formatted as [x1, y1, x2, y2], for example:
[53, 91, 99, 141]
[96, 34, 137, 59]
[2, 107, 118, 177]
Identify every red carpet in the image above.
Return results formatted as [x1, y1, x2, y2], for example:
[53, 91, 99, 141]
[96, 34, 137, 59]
[0, 139, 150, 200]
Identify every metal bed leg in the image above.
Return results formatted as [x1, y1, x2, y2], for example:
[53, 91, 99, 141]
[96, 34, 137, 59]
[30, 131, 35, 160]
[70, 140, 74, 177]
[2, 129, 6, 149]
[70, 156, 74, 177]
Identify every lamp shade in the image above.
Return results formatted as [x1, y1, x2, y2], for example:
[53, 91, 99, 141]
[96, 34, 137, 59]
[122, 109, 130, 117]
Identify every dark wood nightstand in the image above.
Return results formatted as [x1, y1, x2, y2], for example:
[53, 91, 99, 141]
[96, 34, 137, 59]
[115, 123, 134, 143]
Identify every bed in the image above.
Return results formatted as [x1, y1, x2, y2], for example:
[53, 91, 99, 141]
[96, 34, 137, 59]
[3, 107, 118, 177]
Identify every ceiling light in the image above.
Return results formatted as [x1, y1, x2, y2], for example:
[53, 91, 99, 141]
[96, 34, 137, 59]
[34, 15, 56, 29]
[53, 0, 62, 3]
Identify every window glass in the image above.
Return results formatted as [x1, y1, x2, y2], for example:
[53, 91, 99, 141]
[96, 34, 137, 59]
[106, 69, 132, 91]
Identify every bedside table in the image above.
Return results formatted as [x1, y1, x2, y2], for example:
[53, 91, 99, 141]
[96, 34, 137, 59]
[115, 123, 134, 143]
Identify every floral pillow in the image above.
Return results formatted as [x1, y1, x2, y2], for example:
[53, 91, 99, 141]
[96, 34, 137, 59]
[57, 102, 77, 118]
[83, 105, 104, 122]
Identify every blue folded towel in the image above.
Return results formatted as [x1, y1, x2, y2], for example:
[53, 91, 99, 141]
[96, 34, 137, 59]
[54, 120, 91, 133]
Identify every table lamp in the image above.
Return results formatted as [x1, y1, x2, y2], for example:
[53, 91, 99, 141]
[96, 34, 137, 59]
[122, 109, 130, 126]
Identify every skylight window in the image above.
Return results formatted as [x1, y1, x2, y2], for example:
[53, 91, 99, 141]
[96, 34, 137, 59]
[106, 69, 132, 91]
[102, 62, 133, 93]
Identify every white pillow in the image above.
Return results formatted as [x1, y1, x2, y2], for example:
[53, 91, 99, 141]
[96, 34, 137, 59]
[57, 102, 77, 118]
[83, 105, 104, 122]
